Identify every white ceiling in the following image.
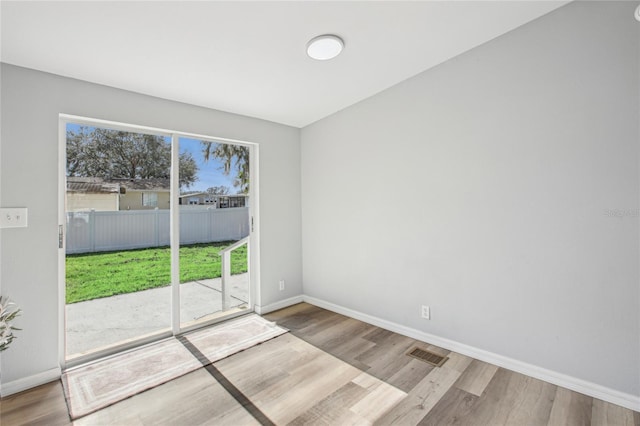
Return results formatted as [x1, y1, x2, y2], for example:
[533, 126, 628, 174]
[1, 1, 568, 128]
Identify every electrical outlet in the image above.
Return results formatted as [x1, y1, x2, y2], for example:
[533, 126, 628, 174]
[0, 208, 28, 228]
[421, 305, 430, 320]
[279, 280, 285, 291]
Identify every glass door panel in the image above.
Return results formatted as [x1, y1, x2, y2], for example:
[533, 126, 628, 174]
[65, 124, 172, 360]
[178, 137, 250, 328]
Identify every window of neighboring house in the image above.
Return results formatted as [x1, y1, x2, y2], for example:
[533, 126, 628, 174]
[230, 197, 245, 208]
[142, 192, 158, 207]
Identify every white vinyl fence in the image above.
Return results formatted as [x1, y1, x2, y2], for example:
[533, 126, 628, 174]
[66, 207, 249, 254]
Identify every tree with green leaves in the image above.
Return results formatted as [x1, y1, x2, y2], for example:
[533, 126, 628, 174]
[206, 186, 230, 195]
[67, 127, 198, 189]
[201, 142, 249, 194]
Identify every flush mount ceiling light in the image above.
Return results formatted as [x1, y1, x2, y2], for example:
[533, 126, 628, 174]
[635, 4, 640, 21]
[306, 34, 344, 60]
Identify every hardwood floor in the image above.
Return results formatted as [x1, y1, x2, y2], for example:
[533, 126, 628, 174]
[0, 380, 70, 426]
[1, 302, 638, 425]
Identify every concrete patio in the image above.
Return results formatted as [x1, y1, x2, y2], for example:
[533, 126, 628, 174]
[65, 273, 249, 356]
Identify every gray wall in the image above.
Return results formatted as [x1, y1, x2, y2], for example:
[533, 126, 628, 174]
[301, 1, 639, 397]
[0, 64, 302, 384]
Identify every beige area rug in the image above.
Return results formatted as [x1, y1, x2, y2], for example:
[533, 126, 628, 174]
[184, 313, 287, 363]
[62, 314, 288, 419]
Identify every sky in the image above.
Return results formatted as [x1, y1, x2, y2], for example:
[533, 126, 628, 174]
[179, 137, 237, 193]
[66, 123, 238, 193]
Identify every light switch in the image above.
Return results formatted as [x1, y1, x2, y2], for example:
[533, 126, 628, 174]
[0, 208, 28, 228]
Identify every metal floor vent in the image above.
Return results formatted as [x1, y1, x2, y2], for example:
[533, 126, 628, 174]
[407, 347, 448, 367]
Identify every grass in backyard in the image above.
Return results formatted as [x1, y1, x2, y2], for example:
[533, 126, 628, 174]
[65, 242, 247, 304]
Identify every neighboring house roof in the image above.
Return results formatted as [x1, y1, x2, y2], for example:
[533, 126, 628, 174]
[179, 192, 208, 199]
[110, 178, 170, 192]
[178, 193, 248, 199]
[67, 177, 170, 193]
[67, 177, 120, 194]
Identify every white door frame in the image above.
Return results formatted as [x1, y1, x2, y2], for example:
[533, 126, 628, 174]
[57, 114, 260, 368]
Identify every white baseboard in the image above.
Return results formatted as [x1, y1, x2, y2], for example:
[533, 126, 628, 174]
[303, 295, 640, 412]
[1, 366, 61, 397]
[255, 295, 304, 315]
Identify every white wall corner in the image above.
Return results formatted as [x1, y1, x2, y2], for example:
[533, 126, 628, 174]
[255, 295, 304, 315]
[0, 366, 62, 397]
[302, 295, 640, 413]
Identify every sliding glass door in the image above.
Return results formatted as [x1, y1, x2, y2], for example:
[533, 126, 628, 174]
[60, 117, 255, 365]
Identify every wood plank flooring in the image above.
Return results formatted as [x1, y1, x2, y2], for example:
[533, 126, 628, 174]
[1, 302, 638, 425]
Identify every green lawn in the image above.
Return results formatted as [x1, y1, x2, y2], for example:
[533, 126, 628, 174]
[66, 242, 247, 304]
